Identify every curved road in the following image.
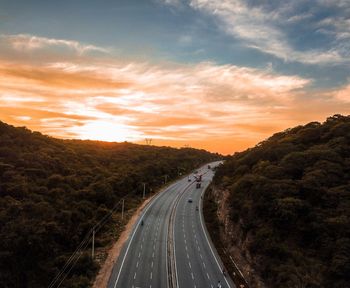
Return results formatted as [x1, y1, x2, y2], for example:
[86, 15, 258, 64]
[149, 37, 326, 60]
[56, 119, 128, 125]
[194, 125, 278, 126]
[107, 162, 235, 288]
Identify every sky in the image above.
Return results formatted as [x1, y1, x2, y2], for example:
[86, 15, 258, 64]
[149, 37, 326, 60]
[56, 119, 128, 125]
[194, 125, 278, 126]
[0, 0, 349, 154]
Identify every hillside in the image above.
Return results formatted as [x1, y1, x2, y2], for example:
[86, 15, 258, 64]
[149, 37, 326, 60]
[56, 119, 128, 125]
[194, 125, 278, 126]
[0, 121, 218, 288]
[212, 114, 350, 288]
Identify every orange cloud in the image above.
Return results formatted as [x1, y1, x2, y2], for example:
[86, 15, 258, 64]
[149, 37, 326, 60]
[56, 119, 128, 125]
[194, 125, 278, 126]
[0, 34, 349, 154]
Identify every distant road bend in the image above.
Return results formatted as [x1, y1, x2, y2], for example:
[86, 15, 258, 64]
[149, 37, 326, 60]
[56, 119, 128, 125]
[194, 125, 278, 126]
[107, 162, 235, 288]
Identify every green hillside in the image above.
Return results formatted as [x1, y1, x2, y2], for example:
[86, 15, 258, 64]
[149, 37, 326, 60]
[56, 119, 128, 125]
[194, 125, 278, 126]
[0, 121, 218, 288]
[214, 114, 350, 288]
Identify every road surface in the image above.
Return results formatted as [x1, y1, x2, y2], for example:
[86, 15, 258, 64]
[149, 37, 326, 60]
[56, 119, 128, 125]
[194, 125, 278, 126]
[107, 162, 235, 288]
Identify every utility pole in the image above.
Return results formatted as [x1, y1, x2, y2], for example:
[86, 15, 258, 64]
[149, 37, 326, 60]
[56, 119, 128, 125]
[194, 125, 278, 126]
[145, 138, 153, 145]
[92, 228, 95, 259]
[143, 183, 146, 199]
[121, 199, 125, 220]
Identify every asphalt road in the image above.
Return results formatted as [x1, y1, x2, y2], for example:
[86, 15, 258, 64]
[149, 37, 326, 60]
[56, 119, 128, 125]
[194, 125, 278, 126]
[107, 162, 235, 288]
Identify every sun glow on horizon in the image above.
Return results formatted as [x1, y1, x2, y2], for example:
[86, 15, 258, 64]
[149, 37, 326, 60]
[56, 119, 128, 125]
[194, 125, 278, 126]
[0, 29, 349, 154]
[67, 120, 144, 142]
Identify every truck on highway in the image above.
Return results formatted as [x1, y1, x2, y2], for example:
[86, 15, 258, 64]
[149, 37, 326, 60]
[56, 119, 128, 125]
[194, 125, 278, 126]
[195, 174, 202, 188]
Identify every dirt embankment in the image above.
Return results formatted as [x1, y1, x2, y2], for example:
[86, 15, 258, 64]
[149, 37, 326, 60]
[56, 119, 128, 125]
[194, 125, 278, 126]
[206, 186, 267, 288]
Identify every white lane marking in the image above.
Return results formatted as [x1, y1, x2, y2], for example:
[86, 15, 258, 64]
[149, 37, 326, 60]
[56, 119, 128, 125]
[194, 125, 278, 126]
[138, 252, 141, 258]
[150, 272, 153, 279]
[199, 184, 232, 288]
[152, 252, 155, 258]
[191, 272, 194, 280]
[136, 261, 139, 268]
[189, 262, 191, 269]
[151, 261, 154, 268]
[113, 182, 172, 288]
[173, 179, 200, 288]
[134, 272, 137, 279]
[207, 272, 210, 279]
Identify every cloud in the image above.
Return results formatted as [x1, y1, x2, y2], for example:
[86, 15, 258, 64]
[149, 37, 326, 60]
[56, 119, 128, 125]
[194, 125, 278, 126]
[333, 83, 350, 103]
[0, 34, 109, 55]
[177, 0, 350, 65]
[0, 33, 348, 153]
[178, 35, 192, 45]
[0, 51, 312, 147]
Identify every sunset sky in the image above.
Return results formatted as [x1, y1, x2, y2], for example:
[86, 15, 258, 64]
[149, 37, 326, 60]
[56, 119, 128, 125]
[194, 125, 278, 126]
[0, 0, 349, 154]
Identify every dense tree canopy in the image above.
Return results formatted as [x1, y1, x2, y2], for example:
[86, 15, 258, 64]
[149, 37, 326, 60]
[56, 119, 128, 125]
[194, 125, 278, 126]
[0, 121, 218, 288]
[214, 115, 350, 288]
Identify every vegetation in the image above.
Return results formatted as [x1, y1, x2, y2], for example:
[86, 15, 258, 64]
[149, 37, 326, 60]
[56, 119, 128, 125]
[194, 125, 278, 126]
[0, 121, 218, 288]
[214, 114, 350, 288]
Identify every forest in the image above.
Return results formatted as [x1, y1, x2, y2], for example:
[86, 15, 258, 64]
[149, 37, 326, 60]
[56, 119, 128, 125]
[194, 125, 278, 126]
[0, 121, 218, 288]
[214, 114, 350, 288]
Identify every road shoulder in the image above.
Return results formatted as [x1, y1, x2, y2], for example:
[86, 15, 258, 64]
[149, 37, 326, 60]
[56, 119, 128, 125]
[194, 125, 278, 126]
[92, 197, 153, 288]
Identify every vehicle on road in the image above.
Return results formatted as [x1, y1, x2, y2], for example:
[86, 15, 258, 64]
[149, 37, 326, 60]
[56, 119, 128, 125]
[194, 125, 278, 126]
[195, 173, 202, 188]
[108, 163, 233, 288]
[188, 177, 191, 182]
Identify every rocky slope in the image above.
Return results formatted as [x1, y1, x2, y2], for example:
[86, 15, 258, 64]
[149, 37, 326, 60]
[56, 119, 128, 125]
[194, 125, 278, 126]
[212, 115, 350, 288]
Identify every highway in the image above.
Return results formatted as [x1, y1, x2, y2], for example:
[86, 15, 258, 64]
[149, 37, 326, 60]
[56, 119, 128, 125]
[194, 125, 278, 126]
[107, 162, 235, 288]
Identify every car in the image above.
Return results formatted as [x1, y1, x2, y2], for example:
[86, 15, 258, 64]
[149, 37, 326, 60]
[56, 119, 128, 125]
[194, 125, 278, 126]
[188, 177, 191, 182]
[196, 206, 199, 211]
[188, 198, 193, 203]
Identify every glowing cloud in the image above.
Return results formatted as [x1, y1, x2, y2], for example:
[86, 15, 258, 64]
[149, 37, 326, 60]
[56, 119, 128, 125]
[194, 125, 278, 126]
[1, 34, 109, 55]
[0, 34, 348, 154]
